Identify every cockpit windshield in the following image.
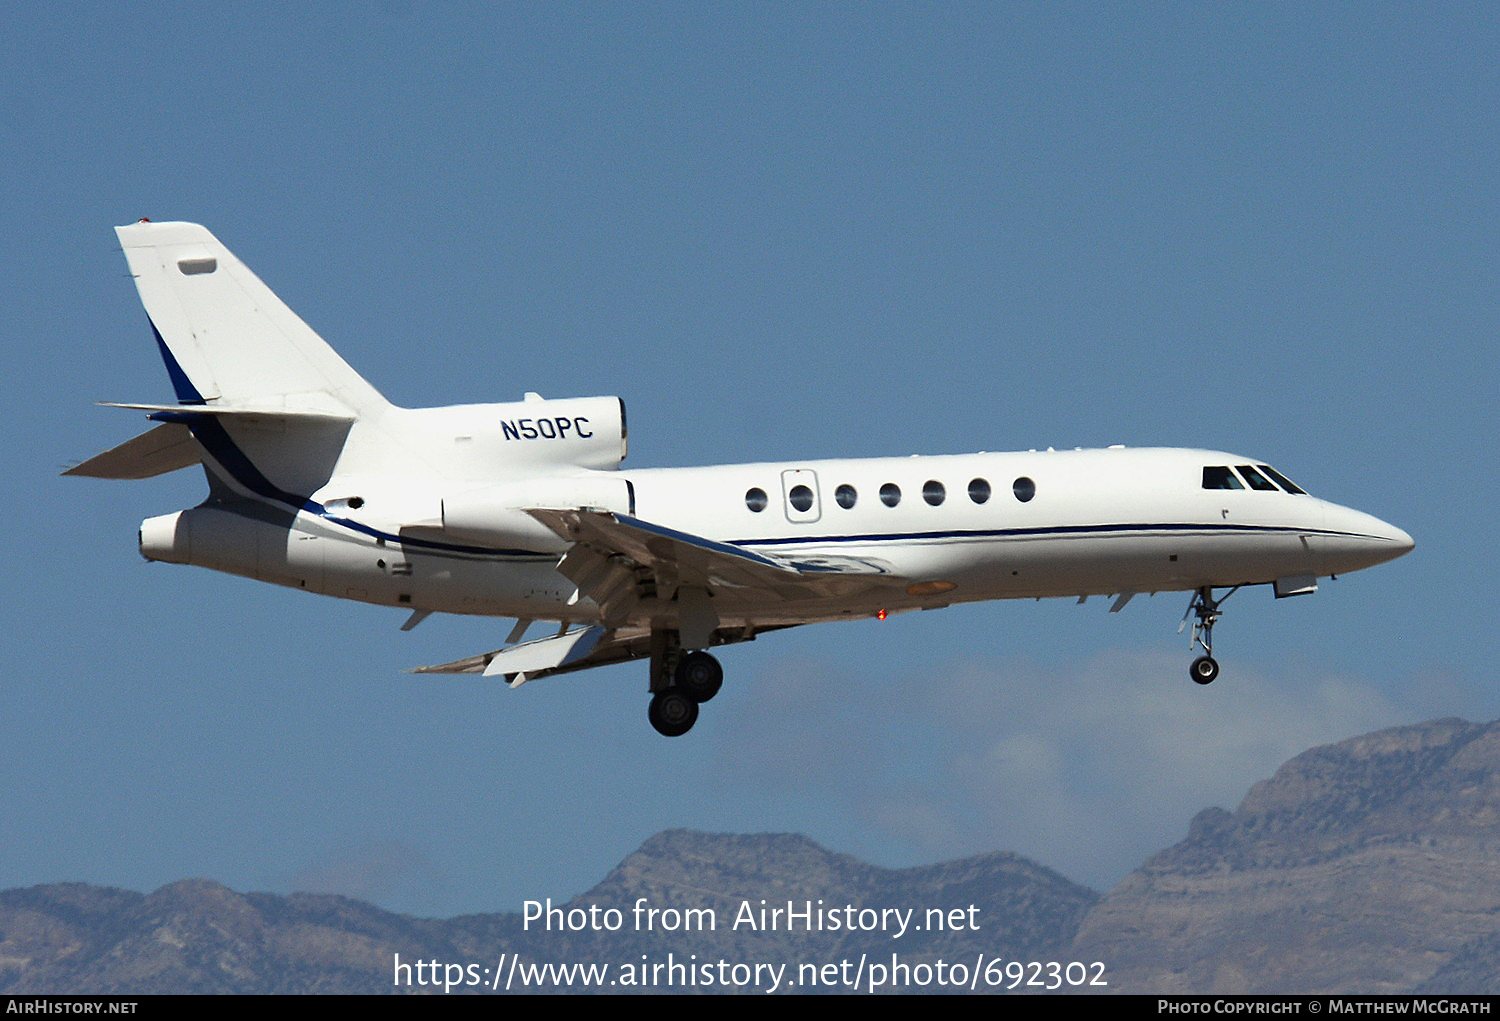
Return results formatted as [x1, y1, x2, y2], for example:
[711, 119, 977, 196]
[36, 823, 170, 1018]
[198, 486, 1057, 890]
[1256, 464, 1307, 494]
[1202, 466, 1244, 490]
[1201, 464, 1309, 495]
[1236, 465, 1278, 491]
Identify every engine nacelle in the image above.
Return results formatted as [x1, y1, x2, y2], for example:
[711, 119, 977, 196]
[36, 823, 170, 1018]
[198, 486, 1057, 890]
[440, 475, 633, 549]
[493, 395, 627, 470]
[139, 506, 324, 593]
[139, 510, 192, 565]
[385, 395, 628, 480]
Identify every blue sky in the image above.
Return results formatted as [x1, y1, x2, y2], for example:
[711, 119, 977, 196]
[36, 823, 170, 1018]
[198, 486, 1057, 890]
[4, 3, 1495, 918]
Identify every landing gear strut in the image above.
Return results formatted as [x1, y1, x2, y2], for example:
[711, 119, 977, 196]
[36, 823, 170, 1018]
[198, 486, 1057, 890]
[1182, 585, 1239, 685]
[646, 631, 723, 737]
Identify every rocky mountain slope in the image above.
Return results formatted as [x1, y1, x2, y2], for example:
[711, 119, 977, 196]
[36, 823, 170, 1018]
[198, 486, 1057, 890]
[1072, 717, 1500, 994]
[0, 832, 1095, 993]
[5, 717, 1498, 994]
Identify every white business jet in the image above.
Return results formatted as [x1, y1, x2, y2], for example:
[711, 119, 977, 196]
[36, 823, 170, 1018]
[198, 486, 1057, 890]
[69, 221, 1414, 736]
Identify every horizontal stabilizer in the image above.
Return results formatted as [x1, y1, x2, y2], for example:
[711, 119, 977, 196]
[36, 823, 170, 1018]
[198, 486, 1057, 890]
[101, 400, 355, 423]
[63, 423, 199, 479]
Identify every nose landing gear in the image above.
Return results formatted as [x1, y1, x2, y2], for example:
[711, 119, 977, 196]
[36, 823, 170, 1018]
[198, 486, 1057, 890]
[1181, 585, 1239, 685]
[1190, 652, 1220, 685]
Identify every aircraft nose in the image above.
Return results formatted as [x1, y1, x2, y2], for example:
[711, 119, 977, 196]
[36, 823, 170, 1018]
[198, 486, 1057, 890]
[1319, 503, 1415, 572]
[1358, 509, 1415, 558]
[1380, 519, 1416, 557]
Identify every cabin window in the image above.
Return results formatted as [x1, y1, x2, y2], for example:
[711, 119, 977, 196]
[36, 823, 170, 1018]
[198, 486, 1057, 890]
[968, 478, 991, 504]
[923, 480, 946, 506]
[1202, 466, 1244, 490]
[1236, 465, 1278, 492]
[880, 483, 902, 508]
[745, 487, 768, 512]
[1259, 465, 1307, 495]
[788, 484, 815, 512]
[835, 484, 857, 509]
[1013, 477, 1036, 503]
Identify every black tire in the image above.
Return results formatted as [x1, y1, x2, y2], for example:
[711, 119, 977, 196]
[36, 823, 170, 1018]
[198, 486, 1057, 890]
[648, 690, 699, 737]
[674, 651, 724, 703]
[1190, 656, 1220, 685]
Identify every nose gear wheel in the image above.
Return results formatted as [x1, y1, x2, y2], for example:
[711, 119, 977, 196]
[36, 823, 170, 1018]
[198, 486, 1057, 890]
[1179, 585, 1239, 685]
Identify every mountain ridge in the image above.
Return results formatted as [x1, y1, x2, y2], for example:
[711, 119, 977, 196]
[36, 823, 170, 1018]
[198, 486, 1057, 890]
[5, 716, 1498, 994]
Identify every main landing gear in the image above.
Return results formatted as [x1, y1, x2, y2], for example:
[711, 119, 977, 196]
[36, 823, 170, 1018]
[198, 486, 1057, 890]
[1182, 585, 1240, 685]
[647, 643, 724, 737]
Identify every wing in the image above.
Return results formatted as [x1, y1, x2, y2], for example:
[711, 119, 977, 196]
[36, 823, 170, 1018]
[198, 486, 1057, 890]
[413, 509, 900, 685]
[413, 624, 627, 683]
[411, 621, 795, 685]
[527, 508, 901, 611]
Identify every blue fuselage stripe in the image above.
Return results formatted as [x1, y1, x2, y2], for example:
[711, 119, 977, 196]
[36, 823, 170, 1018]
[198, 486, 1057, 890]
[729, 522, 1388, 548]
[167, 412, 551, 558]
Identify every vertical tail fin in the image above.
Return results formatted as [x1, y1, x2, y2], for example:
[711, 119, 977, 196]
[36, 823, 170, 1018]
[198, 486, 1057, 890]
[115, 220, 390, 416]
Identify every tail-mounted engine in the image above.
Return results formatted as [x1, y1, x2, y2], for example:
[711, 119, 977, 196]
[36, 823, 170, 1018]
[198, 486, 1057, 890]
[483, 394, 627, 472]
[438, 474, 633, 550]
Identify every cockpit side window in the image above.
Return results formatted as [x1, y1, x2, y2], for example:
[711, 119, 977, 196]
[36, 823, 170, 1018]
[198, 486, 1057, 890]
[1236, 465, 1279, 492]
[1202, 466, 1244, 490]
[1258, 465, 1307, 495]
